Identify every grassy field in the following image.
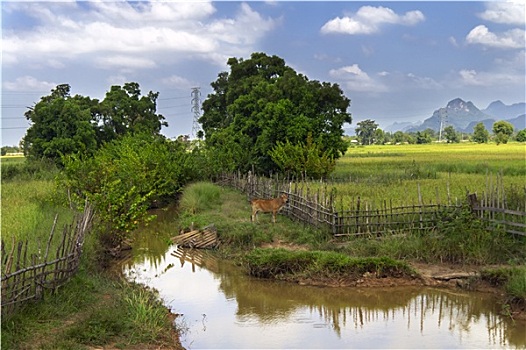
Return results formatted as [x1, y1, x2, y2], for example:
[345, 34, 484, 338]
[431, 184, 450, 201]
[1, 158, 182, 350]
[327, 142, 525, 208]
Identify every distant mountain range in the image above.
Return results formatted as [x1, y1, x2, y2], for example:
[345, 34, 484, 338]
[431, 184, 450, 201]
[393, 98, 525, 134]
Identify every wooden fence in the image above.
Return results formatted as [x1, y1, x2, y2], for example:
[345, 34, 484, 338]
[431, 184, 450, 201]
[217, 172, 525, 237]
[1, 204, 94, 317]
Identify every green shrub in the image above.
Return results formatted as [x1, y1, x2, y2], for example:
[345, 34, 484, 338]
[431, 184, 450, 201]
[60, 133, 196, 246]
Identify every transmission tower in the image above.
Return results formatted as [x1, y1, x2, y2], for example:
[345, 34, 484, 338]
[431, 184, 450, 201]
[438, 109, 448, 142]
[191, 87, 202, 138]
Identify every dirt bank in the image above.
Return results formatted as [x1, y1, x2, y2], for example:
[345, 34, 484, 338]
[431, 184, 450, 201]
[260, 239, 525, 321]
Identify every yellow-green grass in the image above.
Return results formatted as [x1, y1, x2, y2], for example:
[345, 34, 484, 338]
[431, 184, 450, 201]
[1, 179, 75, 262]
[326, 142, 525, 208]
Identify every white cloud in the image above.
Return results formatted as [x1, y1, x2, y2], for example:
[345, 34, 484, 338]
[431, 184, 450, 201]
[3, 1, 277, 70]
[3, 76, 57, 91]
[329, 64, 387, 92]
[466, 25, 525, 49]
[457, 66, 524, 87]
[321, 6, 424, 35]
[478, 2, 525, 25]
[161, 75, 194, 89]
[95, 56, 157, 70]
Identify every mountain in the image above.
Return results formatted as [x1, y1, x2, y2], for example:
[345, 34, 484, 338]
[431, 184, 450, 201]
[404, 98, 525, 133]
[383, 121, 421, 133]
[482, 100, 526, 120]
[407, 98, 492, 133]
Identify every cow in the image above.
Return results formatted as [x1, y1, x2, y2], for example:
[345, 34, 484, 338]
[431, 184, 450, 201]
[250, 193, 288, 223]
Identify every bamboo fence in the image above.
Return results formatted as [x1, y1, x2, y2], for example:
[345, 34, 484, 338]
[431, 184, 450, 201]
[217, 172, 525, 237]
[1, 204, 94, 317]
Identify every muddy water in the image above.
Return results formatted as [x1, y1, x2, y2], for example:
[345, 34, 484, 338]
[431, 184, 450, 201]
[118, 211, 525, 349]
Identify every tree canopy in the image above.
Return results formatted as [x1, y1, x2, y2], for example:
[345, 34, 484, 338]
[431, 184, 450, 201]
[22, 82, 166, 165]
[200, 52, 352, 175]
[493, 120, 514, 145]
[355, 119, 378, 145]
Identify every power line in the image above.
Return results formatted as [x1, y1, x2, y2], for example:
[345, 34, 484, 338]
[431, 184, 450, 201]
[157, 96, 188, 101]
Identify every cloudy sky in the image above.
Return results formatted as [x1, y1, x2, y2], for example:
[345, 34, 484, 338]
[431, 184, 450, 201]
[2, 1, 525, 146]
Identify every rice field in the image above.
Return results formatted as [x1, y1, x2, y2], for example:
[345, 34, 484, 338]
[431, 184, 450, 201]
[327, 142, 525, 208]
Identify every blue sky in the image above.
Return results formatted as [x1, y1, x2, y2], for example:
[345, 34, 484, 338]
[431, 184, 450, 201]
[2, 1, 525, 146]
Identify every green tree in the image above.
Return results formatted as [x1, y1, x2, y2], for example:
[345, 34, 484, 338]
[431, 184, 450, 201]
[516, 129, 526, 142]
[492, 120, 514, 145]
[374, 128, 386, 145]
[22, 84, 98, 165]
[472, 122, 489, 143]
[61, 134, 195, 246]
[443, 125, 460, 143]
[269, 133, 335, 179]
[355, 119, 378, 145]
[200, 52, 351, 175]
[393, 131, 405, 144]
[96, 82, 167, 144]
[415, 130, 431, 144]
[22, 82, 167, 165]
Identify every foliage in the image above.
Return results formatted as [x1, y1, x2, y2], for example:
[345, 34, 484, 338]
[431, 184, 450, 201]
[472, 122, 489, 143]
[415, 130, 432, 144]
[60, 134, 195, 246]
[200, 52, 352, 175]
[493, 120, 514, 145]
[443, 125, 460, 143]
[1, 145, 21, 156]
[23, 84, 98, 165]
[269, 133, 336, 179]
[95, 82, 167, 143]
[516, 129, 526, 142]
[21, 82, 167, 166]
[355, 119, 378, 145]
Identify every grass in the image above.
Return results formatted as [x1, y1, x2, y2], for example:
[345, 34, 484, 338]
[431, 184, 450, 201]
[481, 266, 526, 304]
[1, 265, 181, 349]
[326, 143, 526, 207]
[245, 248, 414, 280]
[177, 183, 330, 250]
[178, 181, 525, 309]
[1, 160, 183, 350]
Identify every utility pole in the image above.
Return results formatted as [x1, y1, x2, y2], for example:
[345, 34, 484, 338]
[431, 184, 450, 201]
[191, 87, 202, 139]
[438, 110, 447, 142]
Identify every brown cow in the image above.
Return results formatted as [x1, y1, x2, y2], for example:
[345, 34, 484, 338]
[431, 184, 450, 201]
[250, 194, 288, 223]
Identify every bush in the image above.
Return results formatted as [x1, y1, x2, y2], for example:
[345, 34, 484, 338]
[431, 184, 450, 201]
[60, 133, 196, 246]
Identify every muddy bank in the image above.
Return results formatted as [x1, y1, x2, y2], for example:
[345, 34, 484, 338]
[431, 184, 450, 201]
[256, 240, 525, 320]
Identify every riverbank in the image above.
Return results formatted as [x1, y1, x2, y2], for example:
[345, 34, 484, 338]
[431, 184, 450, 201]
[251, 240, 526, 320]
[176, 182, 525, 322]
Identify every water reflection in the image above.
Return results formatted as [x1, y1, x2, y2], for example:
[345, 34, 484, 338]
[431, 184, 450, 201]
[120, 244, 525, 349]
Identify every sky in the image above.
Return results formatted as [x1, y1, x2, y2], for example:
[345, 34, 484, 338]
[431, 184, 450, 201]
[2, 0, 525, 146]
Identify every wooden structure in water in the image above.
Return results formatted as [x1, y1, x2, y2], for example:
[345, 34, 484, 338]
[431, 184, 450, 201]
[171, 224, 219, 249]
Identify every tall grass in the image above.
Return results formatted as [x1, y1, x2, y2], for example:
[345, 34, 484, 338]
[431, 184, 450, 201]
[1, 161, 74, 257]
[326, 143, 526, 207]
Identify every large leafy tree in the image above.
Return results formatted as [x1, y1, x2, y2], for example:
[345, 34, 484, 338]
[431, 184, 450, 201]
[472, 122, 489, 143]
[200, 52, 352, 175]
[96, 82, 167, 143]
[355, 119, 378, 145]
[443, 125, 460, 143]
[22, 82, 167, 165]
[492, 120, 514, 145]
[23, 84, 98, 164]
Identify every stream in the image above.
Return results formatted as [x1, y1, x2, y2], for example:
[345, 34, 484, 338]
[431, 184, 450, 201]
[116, 209, 525, 349]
